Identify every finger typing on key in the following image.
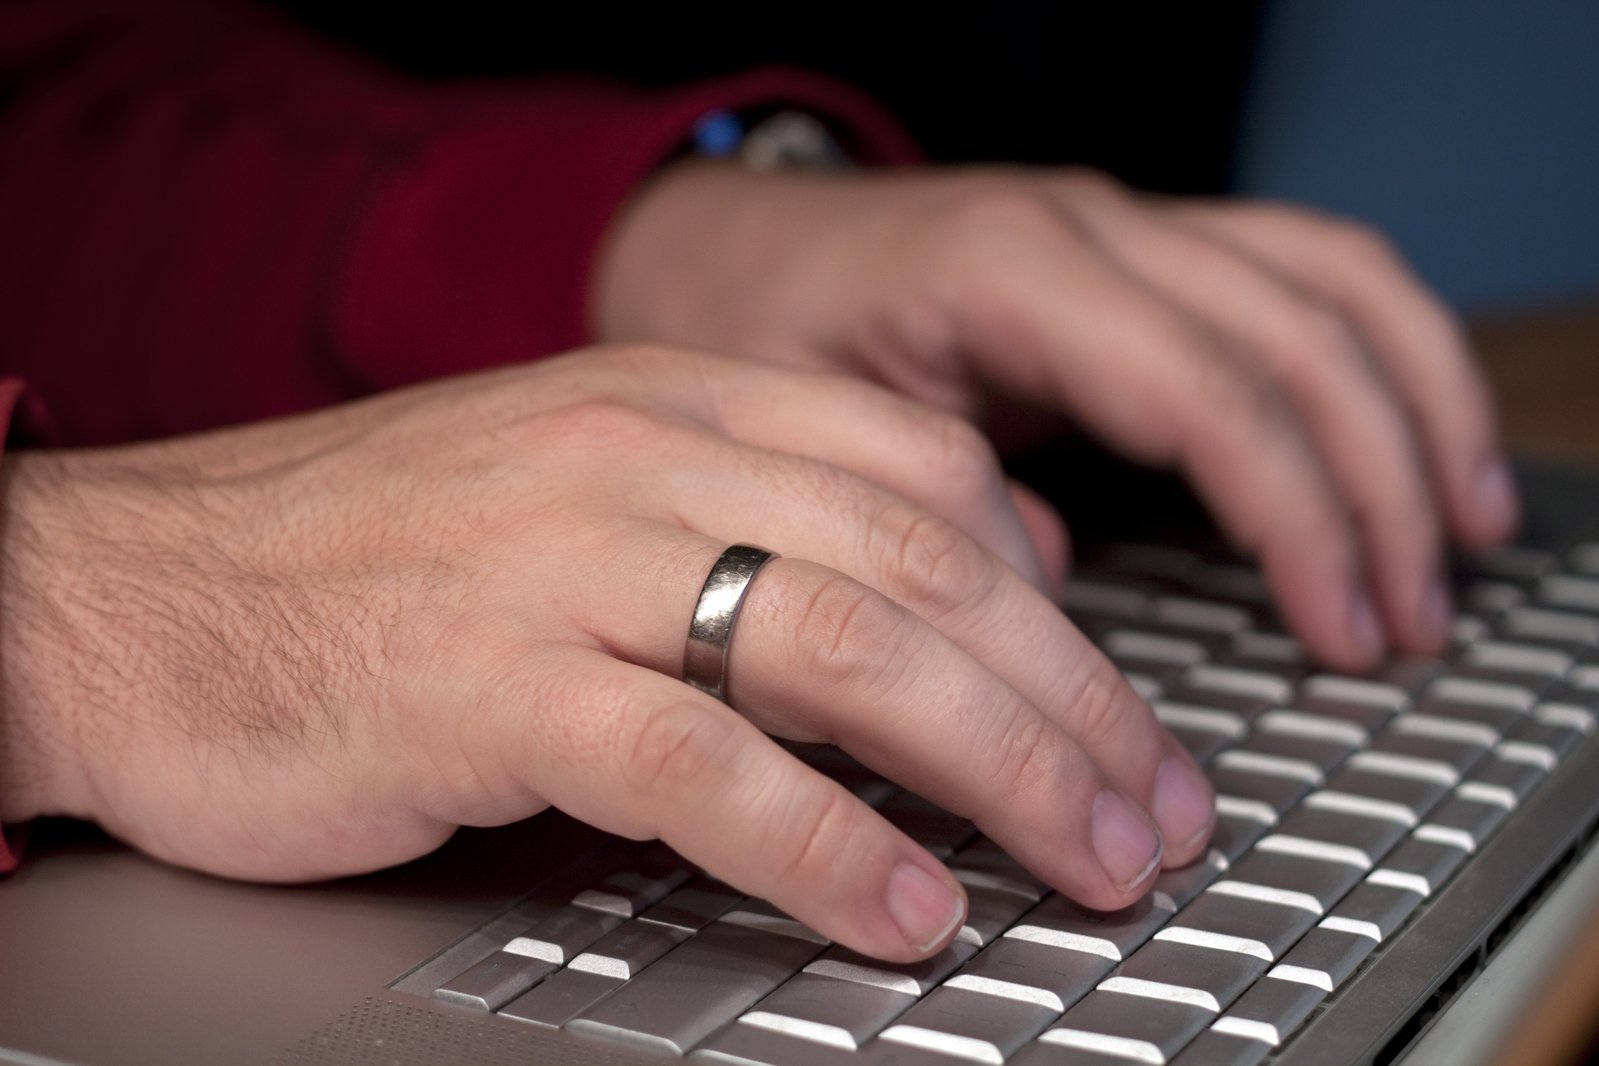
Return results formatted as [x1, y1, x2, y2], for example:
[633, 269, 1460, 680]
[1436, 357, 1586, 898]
[0, 4, 1520, 983]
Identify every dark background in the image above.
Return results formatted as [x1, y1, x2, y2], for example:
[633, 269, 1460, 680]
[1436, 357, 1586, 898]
[270, 1, 1599, 314]
[269, 1, 1265, 195]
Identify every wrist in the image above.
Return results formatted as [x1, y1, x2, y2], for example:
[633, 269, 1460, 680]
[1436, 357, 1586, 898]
[593, 156, 754, 348]
[0, 451, 97, 823]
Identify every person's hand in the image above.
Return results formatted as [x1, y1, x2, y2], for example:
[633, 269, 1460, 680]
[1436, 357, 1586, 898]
[0, 346, 1212, 962]
[598, 163, 1519, 671]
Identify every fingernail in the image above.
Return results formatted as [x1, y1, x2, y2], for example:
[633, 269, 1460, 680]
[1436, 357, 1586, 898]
[1475, 459, 1519, 539]
[1091, 789, 1162, 890]
[1420, 576, 1452, 650]
[1152, 756, 1215, 853]
[886, 862, 965, 954]
[1349, 587, 1385, 662]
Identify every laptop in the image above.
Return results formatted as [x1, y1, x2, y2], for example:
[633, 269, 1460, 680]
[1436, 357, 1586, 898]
[3, 449, 1598, 1066]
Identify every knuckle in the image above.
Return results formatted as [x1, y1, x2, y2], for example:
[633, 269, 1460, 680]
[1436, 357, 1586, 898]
[1186, 352, 1290, 443]
[881, 507, 1004, 624]
[1063, 664, 1140, 755]
[1287, 305, 1364, 369]
[766, 780, 860, 887]
[790, 575, 917, 695]
[540, 397, 661, 447]
[922, 413, 1006, 505]
[940, 187, 1063, 250]
[625, 701, 738, 799]
[983, 709, 1060, 808]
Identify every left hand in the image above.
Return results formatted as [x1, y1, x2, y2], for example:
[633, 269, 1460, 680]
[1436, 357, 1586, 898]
[596, 161, 1519, 671]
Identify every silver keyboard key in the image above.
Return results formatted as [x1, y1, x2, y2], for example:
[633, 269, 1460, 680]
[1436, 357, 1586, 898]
[1207, 764, 1316, 815]
[1178, 664, 1294, 706]
[1112, 939, 1266, 1008]
[950, 836, 1045, 883]
[1154, 701, 1247, 765]
[720, 900, 829, 944]
[1299, 674, 1409, 716]
[1569, 543, 1599, 575]
[1104, 629, 1212, 682]
[1272, 806, 1409, 865]
[1234, 731, 1358, 775]
[695, 1023, 863, 1066]
[1324, 881, 1422, 941]
[955, 882, 1046, 947]
[1463, 547, 1555, 585]
[1537, 573, 1599, 613]
[1222, 850, 1364, 913]
[1253, 709, 1371, 748]
[1168, 1028, 1274, 1066]
[1165, 889, 1317, 961]
[1421, 676, 1537, 721]
[1276, 924, 1376, 987]
[734, 971, 916, 1050]
[1010, 892, 1172, 961]
[1365, 730, 1488, 776]
[573, 852, 691, 918]
[1321, 765, 1452, 820]
[1188, 564, 1274, 608]
[504, 907, 623, 965]
[1374, 655, 1446, 696]
[955, 934, 1115, 1007]
[639, 877, 744, 932]
[432, 950, 556, 1012]
[1465, 752, 1549, 803]
[1025, 988, 1215, 1065]
[569, 920, 823, 1054]
[946, 850, 1048, 901]
[1503, 713, 1586, 759]
[566, 919, 689, 979]
[1197, 973, 1326, 1055]
[1150, 596, 1254, 636]
[500, 967, 619, 1028]
[1220, 631, 1307, 673]
[1206, 812, 1271, 864]
[1465, 579, 1528, 616]
[880, 985, 1059, 1062]
[1371, 837, 1469, 898]
[1456, 640, 1570, 690]
[1498, 606, 1599, 653]
[1154, 849, 1232, 910]
[804, 941, 976, 997]
[1416, 792, 1511, 852]
[1063, 578, 1150, 621]
[1162, 684, 1276, 719]
[879, 792, 977, 858]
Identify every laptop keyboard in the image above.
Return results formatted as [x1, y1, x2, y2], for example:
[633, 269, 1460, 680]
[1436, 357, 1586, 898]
[404, 543, 1599, 1065]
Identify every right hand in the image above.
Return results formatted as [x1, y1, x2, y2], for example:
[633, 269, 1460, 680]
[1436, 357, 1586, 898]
[0, 345, 1212, 962]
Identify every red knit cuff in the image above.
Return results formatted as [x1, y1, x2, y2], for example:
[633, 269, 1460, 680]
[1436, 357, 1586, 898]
[332, 68, 923, 393]
[0, 376, 53, 874]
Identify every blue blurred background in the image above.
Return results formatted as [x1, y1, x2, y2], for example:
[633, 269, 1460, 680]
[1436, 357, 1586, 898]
[1235, 0, 1599, 313]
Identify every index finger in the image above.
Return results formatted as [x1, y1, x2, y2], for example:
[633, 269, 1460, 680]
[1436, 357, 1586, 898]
[1170, 202, 1519, 551]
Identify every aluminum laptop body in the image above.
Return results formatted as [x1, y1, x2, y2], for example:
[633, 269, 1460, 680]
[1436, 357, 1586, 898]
[3, 454, 1598, 1066]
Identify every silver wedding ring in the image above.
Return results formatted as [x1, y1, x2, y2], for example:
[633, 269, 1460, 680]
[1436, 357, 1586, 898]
[684, 544, 778, 704]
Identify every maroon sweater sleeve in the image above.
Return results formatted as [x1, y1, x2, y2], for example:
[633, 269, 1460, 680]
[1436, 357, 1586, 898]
[0, 0, 922, 448]
[0, 1, 921, 866]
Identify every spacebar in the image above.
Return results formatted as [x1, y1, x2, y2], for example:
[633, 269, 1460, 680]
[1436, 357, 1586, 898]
[566, 920, 824, 1054]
